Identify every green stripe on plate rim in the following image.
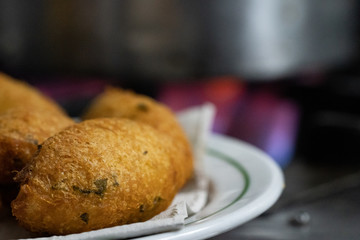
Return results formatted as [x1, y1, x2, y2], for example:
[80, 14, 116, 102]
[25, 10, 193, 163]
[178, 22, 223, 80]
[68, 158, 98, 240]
[185, 147, 250, 225]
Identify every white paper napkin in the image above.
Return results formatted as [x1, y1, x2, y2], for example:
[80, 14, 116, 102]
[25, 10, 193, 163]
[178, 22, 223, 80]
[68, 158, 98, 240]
[23, 103, 216, 240]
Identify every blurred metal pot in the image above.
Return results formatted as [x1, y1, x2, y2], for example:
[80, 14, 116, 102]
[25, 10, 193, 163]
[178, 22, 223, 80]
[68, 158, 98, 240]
[0, 0, 357, 80]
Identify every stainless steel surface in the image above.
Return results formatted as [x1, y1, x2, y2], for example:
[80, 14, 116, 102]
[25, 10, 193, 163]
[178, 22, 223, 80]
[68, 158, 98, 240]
[209, 159, 360, 240]
[0, 0, 357, 79]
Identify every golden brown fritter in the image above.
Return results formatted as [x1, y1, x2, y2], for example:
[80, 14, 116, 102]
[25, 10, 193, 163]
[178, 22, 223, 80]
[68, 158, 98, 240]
[12, 118, 192, 235]
[82, 87, 193, 190]
[0, 108, 74, 184]
[82, 87, 184, 139]
[0, 72, 66, 115]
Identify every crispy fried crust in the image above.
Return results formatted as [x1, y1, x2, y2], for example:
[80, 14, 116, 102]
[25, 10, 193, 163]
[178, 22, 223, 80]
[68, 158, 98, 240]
[0, 72, 65, 115]
[12, 118, 192, 234]
[83, 87, 184, 139]
[82, 87, 193, 190]
[0, 108, 74, 183]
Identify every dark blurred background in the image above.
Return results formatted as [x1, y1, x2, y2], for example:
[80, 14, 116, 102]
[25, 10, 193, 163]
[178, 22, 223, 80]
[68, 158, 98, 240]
[1, 0, 360, 239]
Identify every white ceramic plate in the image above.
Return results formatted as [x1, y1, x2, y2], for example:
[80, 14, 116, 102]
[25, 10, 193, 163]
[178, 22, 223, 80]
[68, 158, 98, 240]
[135, 133, 285, 240]
[1, 133, 284, 240]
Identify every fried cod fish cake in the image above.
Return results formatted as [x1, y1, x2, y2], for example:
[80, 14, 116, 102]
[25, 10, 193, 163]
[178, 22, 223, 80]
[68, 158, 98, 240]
[82, 87, 193, 189]
[0, 72, 65, 115]
[12, 118, 191, 235]
[82, 87, 186, 139]
[0, 108, 74, 184]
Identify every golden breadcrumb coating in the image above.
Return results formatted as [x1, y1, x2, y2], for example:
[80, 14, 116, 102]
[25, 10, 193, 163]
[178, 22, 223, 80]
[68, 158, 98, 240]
[82, 87, 184, 139]
[82, 87, 193, 190]
[0, 108, 74, 183]
[0, 72, 65, 115]
[12, 118, 192, 235]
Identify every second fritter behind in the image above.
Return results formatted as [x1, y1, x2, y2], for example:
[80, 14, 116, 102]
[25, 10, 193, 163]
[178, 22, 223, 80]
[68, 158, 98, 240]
[82, 87, 193, 191]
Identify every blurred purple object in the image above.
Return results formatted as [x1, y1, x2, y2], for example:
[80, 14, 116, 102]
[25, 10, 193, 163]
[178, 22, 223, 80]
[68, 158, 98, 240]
[158, 78, 299, 167]
[27, 76, 110, 117]
[158, 77, 246, 133]
[33, 77, 108, 101]
[228, 90, 299, 167]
